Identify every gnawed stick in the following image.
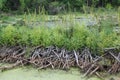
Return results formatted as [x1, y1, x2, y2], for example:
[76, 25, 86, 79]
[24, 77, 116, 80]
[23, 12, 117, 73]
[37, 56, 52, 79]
[83, 64, 95, 77]
[11, 56, 41, 67]
[0, 61, 21, 71]
[73, 50, 79, 66]
[89, 66, 99, 76]
[38, 64, 51, 70]
[108, 51, 120, 73]
[108, 51, 120, 63]
[95, 72, 104, 80]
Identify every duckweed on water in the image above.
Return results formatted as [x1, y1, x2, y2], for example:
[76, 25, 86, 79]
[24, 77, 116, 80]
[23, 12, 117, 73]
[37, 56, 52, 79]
[0, 67, 101, 80]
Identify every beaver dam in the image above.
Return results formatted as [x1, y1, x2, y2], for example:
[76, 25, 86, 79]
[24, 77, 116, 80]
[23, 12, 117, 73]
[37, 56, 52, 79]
[0, 13, 120, 79]
[0, 45, 120, 79]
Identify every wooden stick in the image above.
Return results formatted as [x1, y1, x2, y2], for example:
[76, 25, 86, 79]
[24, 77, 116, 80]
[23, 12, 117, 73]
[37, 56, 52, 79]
[0, 61, 21, 71]
[89, 66, 99, 76]
[83, 64, 95, 77]
[73, 50, 79, 66]
[95, 72, 104, 80]
[109, 51, 120, 63]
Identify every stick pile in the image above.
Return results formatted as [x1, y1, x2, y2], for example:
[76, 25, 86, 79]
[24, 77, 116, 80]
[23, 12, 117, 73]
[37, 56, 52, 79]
[0, 46, 119, 77]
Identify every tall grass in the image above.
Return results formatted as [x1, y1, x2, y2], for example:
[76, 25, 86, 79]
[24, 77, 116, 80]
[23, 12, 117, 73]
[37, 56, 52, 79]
[0, 24, 119, 53]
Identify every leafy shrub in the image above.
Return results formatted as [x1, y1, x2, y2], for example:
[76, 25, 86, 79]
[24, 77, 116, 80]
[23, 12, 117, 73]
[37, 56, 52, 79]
[16, 26, 31, 46]
[0, 24, 119, 53]
[0, 25, 16, 45]
[68, 25, 88, 50]
[51, 27, 65, 47]
[29, 27, 42, 46]
[86, 29, 99, 51]
[98, 30, 117, 49]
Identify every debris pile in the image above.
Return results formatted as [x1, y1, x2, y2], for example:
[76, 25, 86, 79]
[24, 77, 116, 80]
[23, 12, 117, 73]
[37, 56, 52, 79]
[0, 46, 119, 77]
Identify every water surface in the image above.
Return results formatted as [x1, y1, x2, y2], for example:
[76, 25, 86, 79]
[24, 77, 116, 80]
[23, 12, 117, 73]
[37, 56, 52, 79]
[0, 67, 101, 80]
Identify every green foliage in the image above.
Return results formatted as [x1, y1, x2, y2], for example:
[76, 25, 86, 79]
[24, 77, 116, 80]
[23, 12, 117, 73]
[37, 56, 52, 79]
[0, 0, 7, 10]
[0, 0, 4, 9]
[51, 27, 65, 47]
[0, 0, 120, 13]
[0, 24, 119, 53]
[29, 27, 42, 46]
[98, 30, 117, 49]
[19, 0, 25, 12]
[16, 26, 31, 46]
[37, 27, 51, 46]
[86, 29, 99, 51]
[106, 3, 113, 10]
[113, 36, 120, 47]
[0, 25, 16, 45]
[69, 25, 88, 50]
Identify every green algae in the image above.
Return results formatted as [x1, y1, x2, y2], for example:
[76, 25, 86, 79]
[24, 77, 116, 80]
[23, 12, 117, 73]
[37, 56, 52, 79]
[0, 63, 119, 80]
[0, 67, 101, 80]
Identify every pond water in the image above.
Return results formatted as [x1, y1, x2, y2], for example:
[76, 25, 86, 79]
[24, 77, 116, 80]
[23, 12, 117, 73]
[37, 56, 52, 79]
[0, 15, 98, 27]
[0, 66, 120, 80]
[0, 67, 101, 80]
[25, 18, 97, 28]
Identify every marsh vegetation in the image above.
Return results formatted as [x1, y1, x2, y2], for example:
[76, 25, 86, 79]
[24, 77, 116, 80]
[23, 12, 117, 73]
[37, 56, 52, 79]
[0, 0, 120, 79]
